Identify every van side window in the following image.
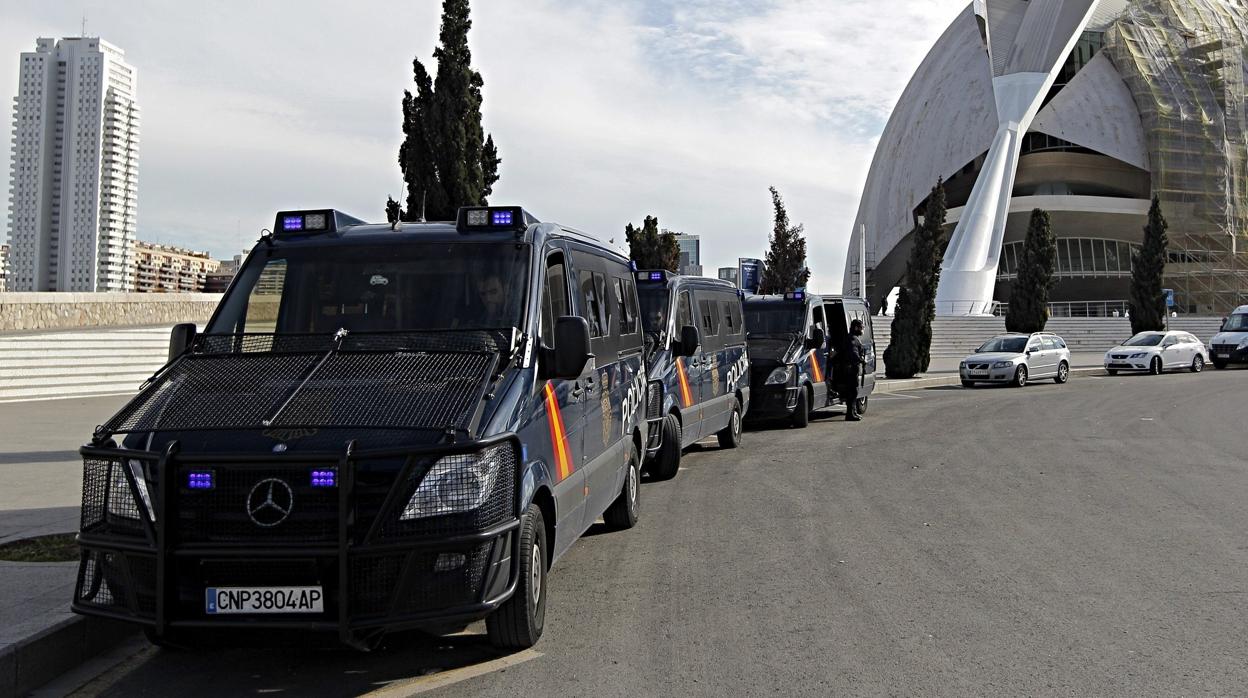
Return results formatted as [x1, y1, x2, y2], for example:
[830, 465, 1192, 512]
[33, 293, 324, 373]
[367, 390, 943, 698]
[578, 269, 605, 337]
[542, 253, 569, 346]
[244, 259, 287, 333]
[595, 272, 613, 338]
[675, 291, 693, 333]
[721, 298, 743, 337]
[614, 276, 639, 336]
[699, 298, 720, 336]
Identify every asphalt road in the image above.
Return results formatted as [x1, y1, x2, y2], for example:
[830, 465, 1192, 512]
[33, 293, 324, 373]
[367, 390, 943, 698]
[72, 367, 1248, 697]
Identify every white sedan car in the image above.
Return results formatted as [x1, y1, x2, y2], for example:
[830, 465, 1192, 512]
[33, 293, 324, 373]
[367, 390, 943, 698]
[1104, 331, 1210, 375]
[960, 332, 1072, 387]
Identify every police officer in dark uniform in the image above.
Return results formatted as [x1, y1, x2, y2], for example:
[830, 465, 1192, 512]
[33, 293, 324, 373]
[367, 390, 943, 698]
[835, 319, 866, 421]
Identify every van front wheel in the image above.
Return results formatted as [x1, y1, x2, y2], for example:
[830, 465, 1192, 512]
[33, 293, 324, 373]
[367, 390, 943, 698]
[791, 388, 811, 428]
[486, 503, 546, 649]
[649, 415, 681, 480]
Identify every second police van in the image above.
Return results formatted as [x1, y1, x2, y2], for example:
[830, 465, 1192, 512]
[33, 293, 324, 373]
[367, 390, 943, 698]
[71, 206, 660, 651]
[634, 270, 750, 479]
[743, 292, 877, 426]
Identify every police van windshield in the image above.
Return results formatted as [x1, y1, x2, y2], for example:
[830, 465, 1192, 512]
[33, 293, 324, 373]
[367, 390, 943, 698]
[744, 303, 805, 335]
[210, 243, 529, 334]
[1224, 313, 1248, 332]
[637, 287, 669, 335]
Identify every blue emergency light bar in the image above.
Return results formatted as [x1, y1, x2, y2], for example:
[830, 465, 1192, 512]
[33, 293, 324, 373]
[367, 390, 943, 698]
[456, 206, 538, 234]
[186, 471, 215, 490]
[636, 270, 668, 283]
[311, 469, 337, 488]
[273, 209, 367, 237]
[784, 291, 806, 301]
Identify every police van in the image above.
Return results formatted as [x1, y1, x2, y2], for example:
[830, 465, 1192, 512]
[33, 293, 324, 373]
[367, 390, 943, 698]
[634, 270, 750, 479]
[72, 206, 660, 650]
[1210, 305, 1248, 369]
[743, 292, 876, 426]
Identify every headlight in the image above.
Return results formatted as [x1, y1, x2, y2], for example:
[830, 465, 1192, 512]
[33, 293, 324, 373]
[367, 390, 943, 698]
[400, 445, 506, 520]
[959, 361, 967, 368]
[1129, 352, 1147, 358]
[992, 361, 1013, 369]
[1239, 339, 1248, 349]
[108, 459, 154, 521]
[765, 366, 793, 385]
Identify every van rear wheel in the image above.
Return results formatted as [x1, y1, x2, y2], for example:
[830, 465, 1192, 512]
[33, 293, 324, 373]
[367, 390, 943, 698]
[603, 443, 640, 530]
[487, 503, 546, 649]
[855, 396, 869, 415]
[649, 415, 681, 480]
[717, 399, 743, 449]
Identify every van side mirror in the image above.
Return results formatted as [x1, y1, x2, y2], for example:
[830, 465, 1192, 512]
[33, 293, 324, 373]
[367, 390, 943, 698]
[806, 327, 826, 350]
[678, 325, 701, 356]
[551, 316, 592, 378]
[168, 323, 197, 361]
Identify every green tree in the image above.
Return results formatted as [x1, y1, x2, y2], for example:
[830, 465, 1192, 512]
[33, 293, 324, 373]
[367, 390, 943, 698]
[758, 187, 810, 294]
[1005, 209, 1057, 333]
[396, 0, 500, 222]
[884, 179, 947, 378]
[1129, 196, 1168, 333]
[625, 216, 680, 271]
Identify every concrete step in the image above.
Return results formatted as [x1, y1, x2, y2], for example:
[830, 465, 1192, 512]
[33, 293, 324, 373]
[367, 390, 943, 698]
[0, 381, 145, 402]
[1, 372, 155, 390]
[0, 363, 161, 379]
[0, 325, 175, 402]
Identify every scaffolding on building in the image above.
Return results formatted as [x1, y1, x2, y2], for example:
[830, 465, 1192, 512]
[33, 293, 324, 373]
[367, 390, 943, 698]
[1104, 0, 1248, 314]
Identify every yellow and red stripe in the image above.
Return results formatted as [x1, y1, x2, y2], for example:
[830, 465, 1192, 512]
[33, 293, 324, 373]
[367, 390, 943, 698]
[809, 350, 824, 383]
[543, 382, 574, 482]
[674, 358, 694, 408]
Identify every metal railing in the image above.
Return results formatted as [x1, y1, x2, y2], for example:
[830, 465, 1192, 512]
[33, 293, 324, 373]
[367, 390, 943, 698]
[933, 300, 1002, 316]
[994, 300, 1131, 318]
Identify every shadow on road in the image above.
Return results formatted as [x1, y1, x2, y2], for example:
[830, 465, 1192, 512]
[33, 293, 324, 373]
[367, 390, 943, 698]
[0, 450, 83, 465]
[92, 629, 521, 697]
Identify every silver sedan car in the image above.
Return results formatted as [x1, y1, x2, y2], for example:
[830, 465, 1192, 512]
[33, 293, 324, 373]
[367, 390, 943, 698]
[960, 332, 1072, 387]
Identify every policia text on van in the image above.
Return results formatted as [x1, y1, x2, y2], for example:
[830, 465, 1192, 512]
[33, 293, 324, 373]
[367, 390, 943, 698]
[743, 292, 876, 426]
[635, 270, 749, 479]
[72, 206, 661, 650]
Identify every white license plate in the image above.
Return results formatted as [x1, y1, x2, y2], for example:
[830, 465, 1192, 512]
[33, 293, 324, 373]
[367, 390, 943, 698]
[1218, 353, 1230, 358]
[969, 372, 987, 378]
[206, 586, 323, 614]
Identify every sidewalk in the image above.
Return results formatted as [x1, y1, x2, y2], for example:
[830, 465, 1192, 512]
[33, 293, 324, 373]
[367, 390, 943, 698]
[875, 353, 1108, 392]
[1, 394, 135, 696]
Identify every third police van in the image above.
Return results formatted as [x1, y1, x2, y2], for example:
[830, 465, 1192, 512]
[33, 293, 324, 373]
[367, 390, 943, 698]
[635, 270, 750, 479]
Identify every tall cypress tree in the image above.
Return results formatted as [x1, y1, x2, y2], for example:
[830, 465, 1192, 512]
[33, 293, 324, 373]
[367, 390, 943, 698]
[395, 0, 500, 222]
[758, 187, 810, 294]
[1006, 209, 1057, 333]
[1129, 196, 1168, 333]
[625, 216, 680, 271]
[884, 179, 947, 378]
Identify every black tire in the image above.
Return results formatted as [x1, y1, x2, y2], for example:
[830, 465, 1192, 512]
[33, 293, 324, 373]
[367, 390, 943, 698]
[486, 503, 547, 649]
[1054, 361, 1070, 384]
[961, 380, 975, 388]
[1107, 369, 1118, 376]
[855, 396, 869, 415]
[1191, 355, 1204, 373]
[603, 442, 640, 530]
[1149, 356, 1162, 375]
[1213, 359, 1227, 370]
[649, 414, 682, 480]
[716, 399, 743, 449]
[791, 388, 810, 428]
[1012, 365, 1028, 388]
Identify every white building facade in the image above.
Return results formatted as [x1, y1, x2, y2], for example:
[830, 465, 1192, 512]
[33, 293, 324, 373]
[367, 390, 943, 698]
[7, 37, 140, 292]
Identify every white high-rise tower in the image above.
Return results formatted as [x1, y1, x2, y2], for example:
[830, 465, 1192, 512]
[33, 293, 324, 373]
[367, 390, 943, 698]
[7, 37, 140, 292]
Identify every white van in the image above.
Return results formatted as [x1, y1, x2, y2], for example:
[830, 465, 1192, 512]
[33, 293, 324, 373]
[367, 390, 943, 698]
[1210, 305, 1248, 369]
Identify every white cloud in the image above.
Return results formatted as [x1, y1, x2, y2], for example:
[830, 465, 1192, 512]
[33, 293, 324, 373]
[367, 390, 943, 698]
[0, 0, 965, 291]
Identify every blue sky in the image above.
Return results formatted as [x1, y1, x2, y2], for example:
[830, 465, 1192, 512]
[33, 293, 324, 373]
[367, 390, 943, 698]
[1, 0, 965, 291]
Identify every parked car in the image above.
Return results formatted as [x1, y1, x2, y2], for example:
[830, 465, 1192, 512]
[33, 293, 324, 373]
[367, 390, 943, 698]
[1209, 305, 1248, 369]
[1104, 331, 1209, 375]
[960, 332, 1071, 387]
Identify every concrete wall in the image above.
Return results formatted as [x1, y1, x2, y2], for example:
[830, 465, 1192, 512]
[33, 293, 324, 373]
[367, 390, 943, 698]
[0, 293, 223, 332]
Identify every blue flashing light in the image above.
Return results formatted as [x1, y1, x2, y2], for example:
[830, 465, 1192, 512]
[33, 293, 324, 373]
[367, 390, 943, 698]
[282, 215, 304, 232]
[491, 210, 514, 226]
[311, 469, 337, 488]
[187, 471, 215, 490]
[784, 291, 806, 301]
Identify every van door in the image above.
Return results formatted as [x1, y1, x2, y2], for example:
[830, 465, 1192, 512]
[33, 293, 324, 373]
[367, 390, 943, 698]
[717, 294, 748, 428]
[673, 289, 704, 443]
[539, 248, 587, 554]
[855, 305, 877, 395]
[695, 291, 726, 430]
[808, 303, 830, 407]
[570, 249, 617, 526]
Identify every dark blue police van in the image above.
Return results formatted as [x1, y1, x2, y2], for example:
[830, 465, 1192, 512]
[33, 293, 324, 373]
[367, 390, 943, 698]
[634, 271, 750, 479]
[72, 206, 659, 650]
[744, 292, 876, 427]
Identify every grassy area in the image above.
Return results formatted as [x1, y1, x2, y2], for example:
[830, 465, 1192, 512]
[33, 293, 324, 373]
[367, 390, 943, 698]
[0, 533, 79, 562]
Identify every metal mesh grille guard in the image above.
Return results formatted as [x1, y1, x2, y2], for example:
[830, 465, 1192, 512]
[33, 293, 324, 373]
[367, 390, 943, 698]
[98, 331, 507, 438]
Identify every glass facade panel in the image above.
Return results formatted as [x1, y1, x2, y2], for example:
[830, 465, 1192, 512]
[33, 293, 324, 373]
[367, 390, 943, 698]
[1079, 239, 1095, 274]
[1091, 239, 1106, 272]
[1105, 240, 1120, 271]
[1057, 240, 1072, 273]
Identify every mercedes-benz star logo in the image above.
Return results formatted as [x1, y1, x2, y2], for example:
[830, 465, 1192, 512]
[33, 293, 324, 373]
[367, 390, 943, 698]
[246, 478, 294, 527]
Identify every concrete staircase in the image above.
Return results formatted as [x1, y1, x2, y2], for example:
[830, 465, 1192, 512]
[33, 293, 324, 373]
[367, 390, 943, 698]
[0, 326, 173, 402]
[870, 316, 1226, 358]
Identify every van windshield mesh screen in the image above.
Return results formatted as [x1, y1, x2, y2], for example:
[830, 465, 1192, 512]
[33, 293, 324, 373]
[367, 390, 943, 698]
[211, 243, 530, 334]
